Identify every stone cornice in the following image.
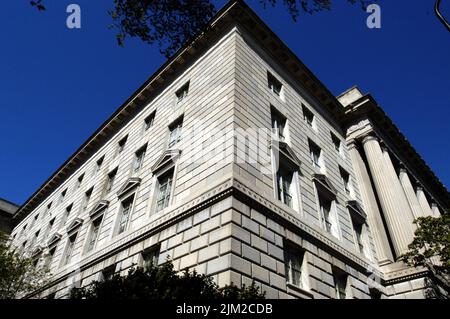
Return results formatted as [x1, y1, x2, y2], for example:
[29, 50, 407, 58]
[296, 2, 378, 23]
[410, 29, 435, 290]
[383, 267, 429, 286]
[13, 0, 346, 224]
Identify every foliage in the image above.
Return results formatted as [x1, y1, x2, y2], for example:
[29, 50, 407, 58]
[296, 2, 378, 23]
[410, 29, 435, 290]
[0, 232, 48, 299]
[402, 215, 450, 273]
[402, 215, 450, 298]
[70, 261, 265, 300]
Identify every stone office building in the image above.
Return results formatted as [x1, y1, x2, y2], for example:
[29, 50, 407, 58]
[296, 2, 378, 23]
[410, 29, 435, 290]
[10, 1, 448, 299]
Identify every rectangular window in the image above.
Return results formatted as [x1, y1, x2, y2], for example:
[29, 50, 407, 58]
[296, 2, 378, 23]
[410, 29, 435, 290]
[302, 105, 315, 127]
[267, 72, 282, 96]
[156, 170, 174, 213]
[77, 174, 84, 189]
[168, 117, 183, 148]
[142, 247, 160, 272]
[63, 234, 77, 266]
[331, 133, 341, 152]
[30, 213, 39, 229]
[21, 241, 27, 253]
[318, 194, 333, 234]
[276, 170, 293, 208]
[284, 245, 304, 288]
[86, 217, 102, 253]
[353, 221, 364, 254]
[339, 167, 351, 195]
[271, 107, 287, 141]
[45, 202, 52, 215]
[133, 145, 147, 172]
[176, 82, 189, 103]
[106, 168, 118, 192]
[83, 188, 93, 211]
[117, 196, 134, 234]
[118, 135, 128, 154]
[60, 204, 72, 228]
[144, 111, 156, 131]
[102, 265, 116, 281]
[44, 247, 56, 269]
[20, 224, 28, 237]
[30, 230, 40, 247]
[44, 218, 55, 240]
[96, 156, 104, 173]
[333, 271, 348, 299]
[309, 140, 322, 168]
[59, 189, 67, 204]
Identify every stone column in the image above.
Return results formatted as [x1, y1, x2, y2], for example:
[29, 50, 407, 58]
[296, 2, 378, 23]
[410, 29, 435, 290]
[399, 168, 424, 219]
[416, 187, 433, 217]
[431, 203, 441, 217]
[362, 135, 416, 258]
[347, 141, 394, 264]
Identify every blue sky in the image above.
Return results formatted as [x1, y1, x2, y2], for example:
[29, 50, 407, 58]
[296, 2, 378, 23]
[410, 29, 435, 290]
[0, 0, 449, 205]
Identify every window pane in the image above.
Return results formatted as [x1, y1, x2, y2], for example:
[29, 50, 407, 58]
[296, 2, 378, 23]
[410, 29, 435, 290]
[156, 175, 173, 212]
[285, 248, 303, 287]
[118, 199, 132, 234]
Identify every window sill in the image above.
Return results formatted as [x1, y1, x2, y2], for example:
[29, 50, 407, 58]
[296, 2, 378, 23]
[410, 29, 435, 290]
[286, 283, 314, 299]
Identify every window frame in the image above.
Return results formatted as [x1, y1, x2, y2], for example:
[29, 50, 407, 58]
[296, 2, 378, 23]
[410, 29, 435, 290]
[144, 110, 156, 131]
[302, 104, 315, 128]
[61, 233, 77, 266]
[155, 169, 174, 213]
[115, 194, 135, 235]
[117, 135, 128, 154]
[106, 168, 118, 193]
[333, 270, 348, 299]
[308, 140, 322, 169]
[95, 156, 105, 174]
[82, 187, 94, 211]
[85, 215, 103, 253]
[168, 117, 183, 148]
[270, 106, 287, 142]
[76, 173, 84, 189]
[175, 82, 190, 103]
[331, 133, 342, 154]
[141, 245, 161, 271]
[133, 145, 147, 173]
[267, 72, 283, 97]
[339, 167, 351, 195]
[284, 244, 305, 289]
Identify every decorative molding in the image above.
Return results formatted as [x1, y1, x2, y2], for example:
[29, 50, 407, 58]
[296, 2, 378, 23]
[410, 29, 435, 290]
[89, 200, 109, 219]
[384, 267, 429, 286]
[270, 140, 302, 171]
[117, 177, 141, 198]
[31, 246, 44, 258]
[347, 200, 367, 224]
[312, 174, 337, 199]
[66, 217, 83, 234]
[151, 149, 181, 173]
[47, 233, 62, 248]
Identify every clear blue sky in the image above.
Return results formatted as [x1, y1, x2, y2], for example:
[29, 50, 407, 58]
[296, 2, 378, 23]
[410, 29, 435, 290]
[0, 0, 449, 205]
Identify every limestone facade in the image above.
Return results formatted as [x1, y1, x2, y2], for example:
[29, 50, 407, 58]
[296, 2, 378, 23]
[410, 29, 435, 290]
[9, 1, 448, 299]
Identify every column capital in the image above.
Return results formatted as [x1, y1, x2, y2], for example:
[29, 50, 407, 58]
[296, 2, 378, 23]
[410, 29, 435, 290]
[347, 139, 359, 150]
[361, 134, 379, 144]
[399, 167, 408, 174]
[416, 185, 424, 192]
